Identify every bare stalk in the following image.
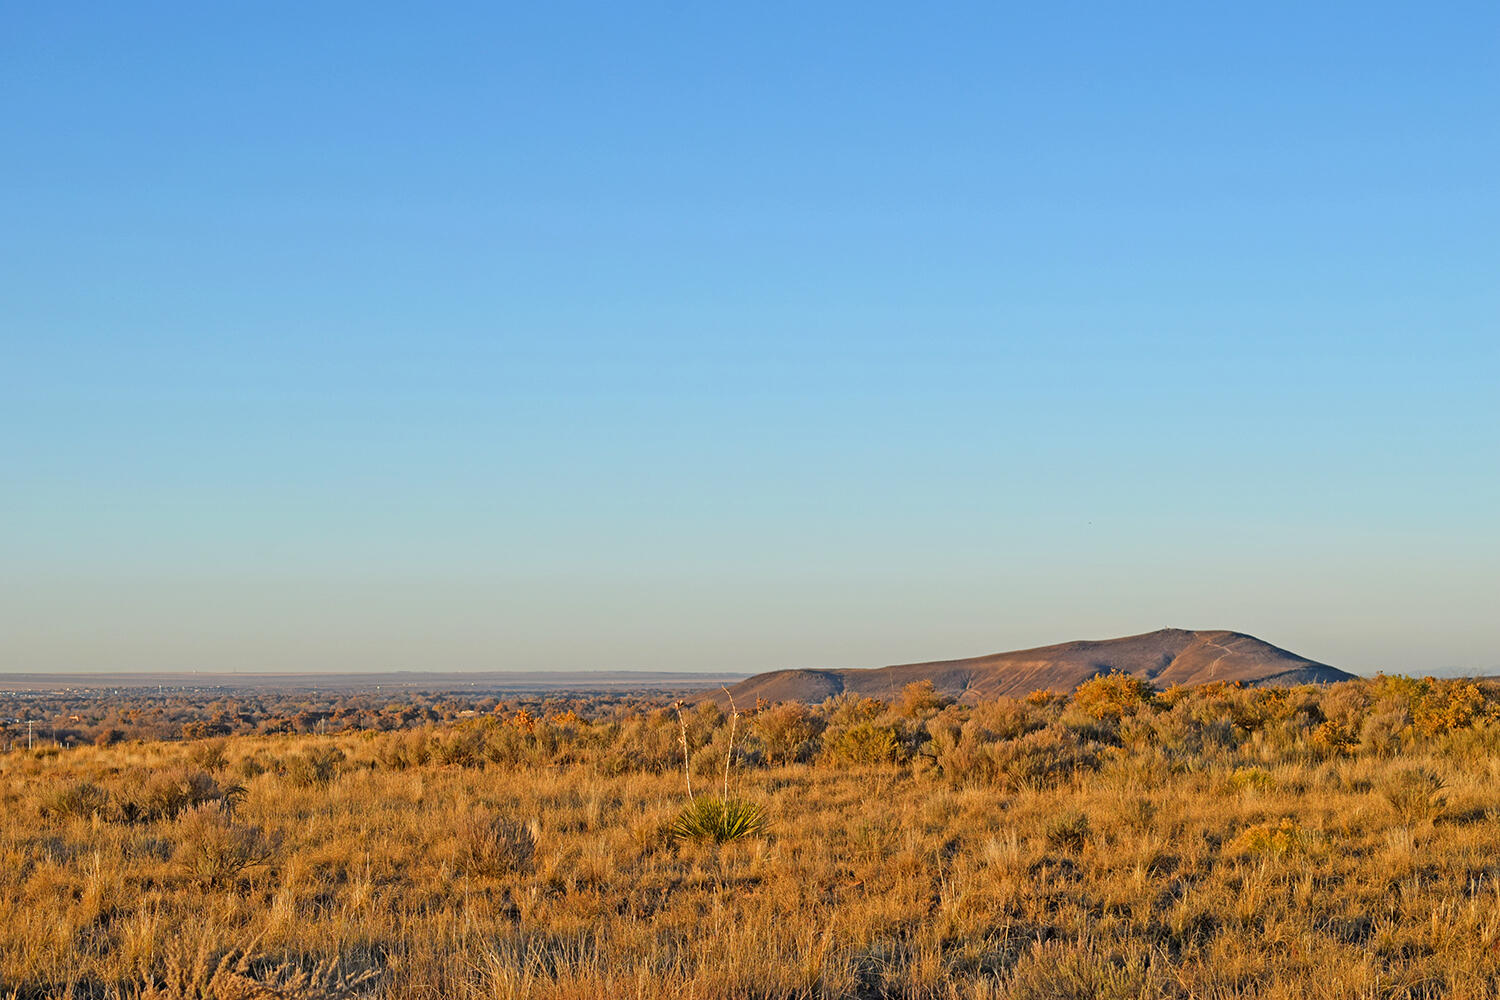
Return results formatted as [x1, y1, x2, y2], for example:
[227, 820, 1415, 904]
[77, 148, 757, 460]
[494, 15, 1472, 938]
[674, 701, 693, 801]
[721, 687, 739, 801]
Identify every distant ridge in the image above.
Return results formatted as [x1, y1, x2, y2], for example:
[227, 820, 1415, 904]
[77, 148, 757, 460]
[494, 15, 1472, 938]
[715, 629, 1354, 705]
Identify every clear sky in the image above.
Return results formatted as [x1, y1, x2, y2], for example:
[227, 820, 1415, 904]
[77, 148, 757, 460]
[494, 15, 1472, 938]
[3, 3, 1496, 676]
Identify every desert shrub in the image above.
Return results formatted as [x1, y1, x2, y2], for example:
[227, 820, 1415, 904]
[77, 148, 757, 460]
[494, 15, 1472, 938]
[890, 717, 932, 761]
[1431, 720, 1500, 761]
[433, 728, 485, 768]
[898, 680, 950, 718]
[753, 702, 824, 765]
[1311, 719, 1359, 757]
[1156, 683, 1192, 709]
[691, 741, 730, 779]
[1239, 688, 1325, 758]
[966, 697, 1050, 741]
[1360, 703, 1410, 757]
[1230, 817, 1314, 857]
[483, 721, 550, 769]
[1221, 686, 1278, 734]
[823, 693, 886, 727]
[927, 699, 1052, 771]
[43, 779, 111, 821]
[668, 797, 766, 845]
[284, 746, 346, 787]
[456, 807, 536, 876]
[186, 739, 229, 773]
[1380, 767, 1447, 824]
[1116, 711, 1162, 751]
[731, 742, 765, 770]
[628, 713, 682, 770]
[217, 781, 248, 819]
[175, 805, 278, 888]
[1412, 679, 1490, 736]
[117, 769, 222, 823]
[1120, 796, 1158, 831]
[1318, 682, 1370, 725]
[1058, 700, 1133, 748]
[924, 714, 963, 767]
[1230, 766, 1273, 791]
[372, 731, 407, 769]
[940, 726, 1100, 790]
[687, 701, 725, 749]
[94, 728, 125, 748]
[1368, 673, 1426, 709]
[825, 723, 902, 765]
[1045, 811, 1091, 853]
[1071, 672, 1156, 721]
[594, 713, 680, 775]
[485, 713, 584, 768]
[1150, 700, 1239, 759]
[404, 730, 433, 767]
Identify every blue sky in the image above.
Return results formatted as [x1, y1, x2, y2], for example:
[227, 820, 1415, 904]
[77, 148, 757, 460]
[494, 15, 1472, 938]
[3, 3, 1496, 675]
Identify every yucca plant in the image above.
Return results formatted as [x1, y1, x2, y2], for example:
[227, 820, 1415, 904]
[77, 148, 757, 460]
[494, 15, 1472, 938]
[669, 689, 768, 844]
[669, 796, 766, 844]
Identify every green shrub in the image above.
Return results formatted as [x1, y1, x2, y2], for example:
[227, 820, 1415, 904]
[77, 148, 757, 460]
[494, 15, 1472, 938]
[825, 723, 902, 765]
[822, 693, 886, 728]
[1230, 817, 1314, 858]
[1230, 766, 1273, 791]
[1311, 719, 1359, 757]
[1072, 672, 1156, 721]
[669, 797, 767, 844]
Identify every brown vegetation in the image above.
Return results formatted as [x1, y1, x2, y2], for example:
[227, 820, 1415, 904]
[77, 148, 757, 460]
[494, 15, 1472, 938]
[3, 674, 1500, 998]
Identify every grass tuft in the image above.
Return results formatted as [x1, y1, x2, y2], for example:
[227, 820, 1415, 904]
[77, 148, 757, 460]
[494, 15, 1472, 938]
[1380, 766, 1448, 824]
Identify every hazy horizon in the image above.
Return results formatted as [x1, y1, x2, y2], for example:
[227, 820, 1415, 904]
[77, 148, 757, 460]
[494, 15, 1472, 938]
[4, 4, 1497, 677]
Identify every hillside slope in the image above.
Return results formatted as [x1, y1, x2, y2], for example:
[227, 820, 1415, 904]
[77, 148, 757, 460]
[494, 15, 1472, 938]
[718, 628, 1353, 705]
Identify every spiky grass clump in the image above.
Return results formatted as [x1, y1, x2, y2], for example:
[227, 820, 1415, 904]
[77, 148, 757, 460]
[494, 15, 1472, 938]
[669, 797, 766, 844]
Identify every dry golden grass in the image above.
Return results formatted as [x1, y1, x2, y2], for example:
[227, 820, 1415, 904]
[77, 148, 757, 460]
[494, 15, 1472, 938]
[3, 676, 1499, 999]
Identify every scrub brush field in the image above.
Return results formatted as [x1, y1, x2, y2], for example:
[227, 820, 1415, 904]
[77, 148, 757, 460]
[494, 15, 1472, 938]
[4, 675, 1500, 1000]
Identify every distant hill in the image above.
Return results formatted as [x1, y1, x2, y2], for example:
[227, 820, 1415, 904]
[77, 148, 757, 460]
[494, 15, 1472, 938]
[714, 629, 1354, 706]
